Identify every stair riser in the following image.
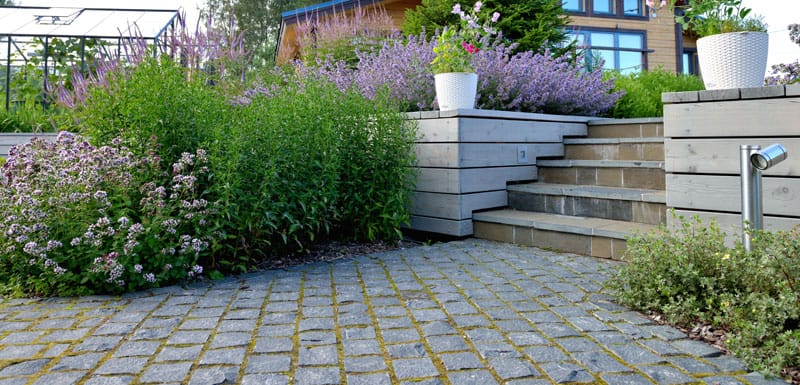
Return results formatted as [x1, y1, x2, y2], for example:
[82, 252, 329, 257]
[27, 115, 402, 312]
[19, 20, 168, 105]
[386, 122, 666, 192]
[474, 222, 628, 259]
[538, 167, 666, 190]
[508, 192, 666, 225]
[564, 143, 664, 162]
[587, 122, 663, 139]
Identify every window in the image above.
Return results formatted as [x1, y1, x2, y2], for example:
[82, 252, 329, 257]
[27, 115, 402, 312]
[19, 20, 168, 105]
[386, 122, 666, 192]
[682, 49, 699, 75]
[563, 0, 584, 12]
[567, 29, 647, 73]
[563, 0, 646, 17]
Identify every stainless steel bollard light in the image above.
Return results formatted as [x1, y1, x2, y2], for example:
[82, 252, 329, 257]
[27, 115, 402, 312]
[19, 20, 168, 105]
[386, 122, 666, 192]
[740, 143, 788, 252]
[751, 144, 788, 171]
[740, 145, 762, 252]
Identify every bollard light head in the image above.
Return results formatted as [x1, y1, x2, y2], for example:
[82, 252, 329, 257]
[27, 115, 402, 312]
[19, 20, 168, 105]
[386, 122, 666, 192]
[751, 144, 788, 170]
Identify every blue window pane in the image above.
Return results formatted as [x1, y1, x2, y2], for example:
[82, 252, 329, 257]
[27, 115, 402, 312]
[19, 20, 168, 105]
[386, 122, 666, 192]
[618, 33, 643, 49]
[623, 0, 643, 15]
[563, 0, 584, 12]
[593, 0, 614, 14]
[682, 54, 691, 74]
[590, 32, 614, 47]
[619, 51, 642, 74]
[595, 49, 616, 70]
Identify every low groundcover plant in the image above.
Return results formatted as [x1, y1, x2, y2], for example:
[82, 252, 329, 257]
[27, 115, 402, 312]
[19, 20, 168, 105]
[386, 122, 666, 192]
[608, 212, 800, 378]
[0, 131, 215, 296]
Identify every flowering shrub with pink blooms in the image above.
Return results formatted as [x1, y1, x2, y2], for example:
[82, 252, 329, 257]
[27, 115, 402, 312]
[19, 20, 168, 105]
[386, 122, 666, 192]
[431, 2, 499, 74]
[0, 132, 215, 296]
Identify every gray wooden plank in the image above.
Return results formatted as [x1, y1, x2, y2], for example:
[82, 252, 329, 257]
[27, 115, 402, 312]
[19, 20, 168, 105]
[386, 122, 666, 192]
[415, 118, 581, 143]
[409, 190, 507, 220]
[404, 215, 473, 236]
[415, 143, 563, 168]
[666, 174, 800, 216]
[665, 138, 800, 176]
[664, 98, 800, 137]
[415, 166, 537, 194]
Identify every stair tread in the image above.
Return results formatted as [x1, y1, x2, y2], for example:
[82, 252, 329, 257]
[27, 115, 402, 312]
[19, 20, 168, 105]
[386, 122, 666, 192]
[508, 183, 665, 203]
[563, 137, 664, 145]
[473, 209, 658, 240]
[537, 159, 664, 168]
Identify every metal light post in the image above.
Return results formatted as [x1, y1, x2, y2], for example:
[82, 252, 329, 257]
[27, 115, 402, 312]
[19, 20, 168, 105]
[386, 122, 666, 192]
[740, 144, 788, 252]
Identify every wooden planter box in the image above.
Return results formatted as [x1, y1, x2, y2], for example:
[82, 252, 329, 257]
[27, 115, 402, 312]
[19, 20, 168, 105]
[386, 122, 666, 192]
[406, 109, 590, 236]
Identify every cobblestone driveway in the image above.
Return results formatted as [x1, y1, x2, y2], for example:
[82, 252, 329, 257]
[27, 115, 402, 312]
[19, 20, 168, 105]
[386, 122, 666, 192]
[0, 240, 787, 385]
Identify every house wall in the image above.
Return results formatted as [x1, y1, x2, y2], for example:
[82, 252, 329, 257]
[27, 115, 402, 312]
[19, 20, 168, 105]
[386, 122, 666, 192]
[568, 13, 679, 72]
[277, 0, 686, 71]
[277, 0, 419, 64]
[662, 85, 800, 243]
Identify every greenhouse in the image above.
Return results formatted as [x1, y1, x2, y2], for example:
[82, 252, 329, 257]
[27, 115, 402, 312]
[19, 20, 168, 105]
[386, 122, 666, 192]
[0, 6, 180, 111]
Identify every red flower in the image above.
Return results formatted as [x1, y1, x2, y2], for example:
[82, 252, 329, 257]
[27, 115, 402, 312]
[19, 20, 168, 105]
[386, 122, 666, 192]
[461, 42, 480, 54]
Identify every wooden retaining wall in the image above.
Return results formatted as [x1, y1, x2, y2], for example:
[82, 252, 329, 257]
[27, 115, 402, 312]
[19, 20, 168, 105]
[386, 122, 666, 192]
[663, 85, 800, 241]
[406, 109, 590, 236]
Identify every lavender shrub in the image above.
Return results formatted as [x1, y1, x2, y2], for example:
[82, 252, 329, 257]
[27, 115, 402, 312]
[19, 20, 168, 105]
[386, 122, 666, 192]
[473, 42, 619, 115]
[300, 35, 619, 116]
[0, 132, 215, 296]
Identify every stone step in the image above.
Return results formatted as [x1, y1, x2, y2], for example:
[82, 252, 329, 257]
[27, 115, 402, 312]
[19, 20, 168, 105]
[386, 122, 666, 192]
[586, 118, 664, 139]
[536, 160, 665, 190]
[507, 183, 666, 225]
[562, 137, 664, 162]
[473, 209, 659, 259]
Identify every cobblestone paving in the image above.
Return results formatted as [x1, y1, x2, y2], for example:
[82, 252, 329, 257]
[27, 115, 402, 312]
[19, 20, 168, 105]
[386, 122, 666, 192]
[0, 239, 788, 385]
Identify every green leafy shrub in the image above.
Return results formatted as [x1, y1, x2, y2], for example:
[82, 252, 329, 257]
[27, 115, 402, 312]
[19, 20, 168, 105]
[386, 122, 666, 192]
[403, 0, 571, 55]
[0, 132, 215, 296]
[608, 212, 800, 377]
[606, 68, 705, 118]
[213, 76, 416, 268]
[0, 106, 57, 133]
[61, 56, 229, 165]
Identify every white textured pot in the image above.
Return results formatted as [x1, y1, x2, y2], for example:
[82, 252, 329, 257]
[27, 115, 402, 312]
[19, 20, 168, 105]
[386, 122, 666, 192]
[434, 72, 478, 111]
[697, 31, 769, 90]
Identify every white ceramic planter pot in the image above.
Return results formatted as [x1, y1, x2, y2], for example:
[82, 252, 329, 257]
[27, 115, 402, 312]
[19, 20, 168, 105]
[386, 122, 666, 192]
[434, 72, 478, 111]
[696, 31, 769, 90]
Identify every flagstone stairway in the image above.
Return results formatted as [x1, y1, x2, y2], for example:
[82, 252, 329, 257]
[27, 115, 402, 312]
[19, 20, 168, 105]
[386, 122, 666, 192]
[473, 118, 666, 259]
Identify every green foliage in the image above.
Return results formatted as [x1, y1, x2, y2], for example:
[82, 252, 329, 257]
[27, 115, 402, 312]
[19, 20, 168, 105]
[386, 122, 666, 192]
[403, 0, 459, 36]
[0, 106, 57, 133]
[608, 212, 800, 376]
[606, 68, 705, 118]
[659, 0, 767, 38]
[403, 0, 571, 55]
[209, 75, 416, 270]
[296, 6, 397, 68]
[61, 56, 229, 166]
[203, 0, 317, 66]
[484, 0, 570, 55]
[7, 37, 105, 108]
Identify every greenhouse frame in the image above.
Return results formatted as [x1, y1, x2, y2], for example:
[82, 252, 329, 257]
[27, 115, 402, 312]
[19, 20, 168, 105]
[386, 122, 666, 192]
[0, 6, 180, 111]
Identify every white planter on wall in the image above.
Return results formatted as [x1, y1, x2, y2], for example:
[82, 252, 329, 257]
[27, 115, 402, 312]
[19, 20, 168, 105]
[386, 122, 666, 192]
[697, 31, 769, 90]
[434, 72, 478, 111]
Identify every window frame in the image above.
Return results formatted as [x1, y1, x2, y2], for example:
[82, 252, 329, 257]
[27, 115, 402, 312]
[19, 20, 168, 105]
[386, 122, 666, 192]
[682, 48, 699, 75]
[566, 27, 650, 73]
[563, 0, 649, 19]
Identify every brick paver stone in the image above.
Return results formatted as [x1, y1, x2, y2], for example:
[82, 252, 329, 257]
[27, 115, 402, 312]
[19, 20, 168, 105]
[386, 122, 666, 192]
[0, 239, 789, 385]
